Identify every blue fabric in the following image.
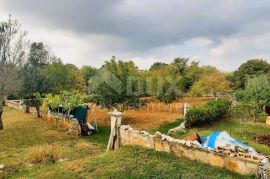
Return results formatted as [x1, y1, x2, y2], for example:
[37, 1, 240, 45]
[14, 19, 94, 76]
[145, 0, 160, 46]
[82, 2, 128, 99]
[206, 131, 221, 149]
[201, 131, 257, 153]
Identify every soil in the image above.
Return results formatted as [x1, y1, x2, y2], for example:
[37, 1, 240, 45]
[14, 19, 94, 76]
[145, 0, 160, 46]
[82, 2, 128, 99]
[87, 97, 212, 130]
[253, 135, 270, 147]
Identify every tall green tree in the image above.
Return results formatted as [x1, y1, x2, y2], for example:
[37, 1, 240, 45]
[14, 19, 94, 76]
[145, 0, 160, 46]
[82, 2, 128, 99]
[0, 16, 27, 129]
[21, 42, 49, 98]
[230, 59, 270, 89]
[89, 58, 145, 111]
[171, 57, 189, 75]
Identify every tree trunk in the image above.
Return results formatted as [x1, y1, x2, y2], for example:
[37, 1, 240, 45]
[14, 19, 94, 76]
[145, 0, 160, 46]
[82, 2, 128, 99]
[36, 106, 41, 118]
[0, 97, 4, 130]
[0, 110, 3, 130]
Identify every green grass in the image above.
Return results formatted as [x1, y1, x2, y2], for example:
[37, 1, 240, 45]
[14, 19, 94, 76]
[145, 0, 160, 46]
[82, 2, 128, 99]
[154, 117, 270, 155]
[0, 107, 256, 178]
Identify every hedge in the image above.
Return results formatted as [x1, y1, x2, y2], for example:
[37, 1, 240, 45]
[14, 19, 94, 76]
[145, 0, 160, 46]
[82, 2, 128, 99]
[185, 99, 231, 127]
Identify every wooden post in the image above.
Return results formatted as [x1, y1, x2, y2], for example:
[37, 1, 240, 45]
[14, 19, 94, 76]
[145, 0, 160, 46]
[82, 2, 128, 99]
[106, 110, 123, 152]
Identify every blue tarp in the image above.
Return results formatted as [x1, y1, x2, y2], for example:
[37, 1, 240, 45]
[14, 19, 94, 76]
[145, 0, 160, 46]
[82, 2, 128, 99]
[201, 131, 257, 154]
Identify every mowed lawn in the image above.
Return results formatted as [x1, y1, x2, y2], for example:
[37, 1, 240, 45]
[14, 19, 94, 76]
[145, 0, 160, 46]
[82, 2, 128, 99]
[0, 107, 253, 179]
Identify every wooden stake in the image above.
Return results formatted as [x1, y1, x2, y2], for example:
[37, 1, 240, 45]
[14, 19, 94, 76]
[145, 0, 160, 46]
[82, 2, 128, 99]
[106, 110, 122, 152]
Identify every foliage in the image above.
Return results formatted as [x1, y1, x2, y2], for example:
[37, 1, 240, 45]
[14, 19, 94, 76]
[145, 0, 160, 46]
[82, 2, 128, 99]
[42, 91, 87, 113]
[39, 59, 86, 94]
[42, 93, 61, 110]
[234, 74, 270, 121]
[230, 59, 270, 89]
[147, 65, 184, 104]
[189, 70, 231, 97]
[81, 65, 98, 86]
[185, 99, 231, 127]
[171, 57, 189, 75]
[89, 58, 146, 111]
[25, 145, 63, 164]
[20, 42, 49, 98]
[149, 62, 168, 71]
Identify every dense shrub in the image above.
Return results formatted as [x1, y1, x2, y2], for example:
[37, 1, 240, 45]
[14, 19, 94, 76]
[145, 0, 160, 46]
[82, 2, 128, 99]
[185, 99, 231, 127]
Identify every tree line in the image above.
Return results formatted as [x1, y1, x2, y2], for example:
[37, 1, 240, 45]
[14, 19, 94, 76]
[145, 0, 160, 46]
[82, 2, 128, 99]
[1, 16, 270, 129]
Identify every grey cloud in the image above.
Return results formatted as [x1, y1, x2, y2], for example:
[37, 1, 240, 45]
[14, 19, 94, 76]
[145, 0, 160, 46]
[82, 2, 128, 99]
[2, 0, 270, 50]
[1, 0, 270, 71]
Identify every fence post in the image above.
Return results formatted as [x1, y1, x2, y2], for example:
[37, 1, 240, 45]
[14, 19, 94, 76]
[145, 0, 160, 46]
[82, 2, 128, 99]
[106, 110, 123, 152]
[183, 102, 190, 118]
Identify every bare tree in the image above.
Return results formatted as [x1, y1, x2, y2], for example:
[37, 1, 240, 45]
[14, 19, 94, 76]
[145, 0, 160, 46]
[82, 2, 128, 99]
[0, 16, 28, 130]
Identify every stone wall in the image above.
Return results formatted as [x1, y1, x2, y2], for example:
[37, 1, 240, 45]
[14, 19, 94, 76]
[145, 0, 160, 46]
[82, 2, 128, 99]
[119, 125, 269, 175]
[5, 100, 23, 110]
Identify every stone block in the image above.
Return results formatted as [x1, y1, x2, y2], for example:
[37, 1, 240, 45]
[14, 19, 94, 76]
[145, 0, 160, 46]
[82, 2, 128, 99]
[209, 153, 225, 168]
[224, 158, 250, 174]
[154, 139, 171, 153]
[141, 135, 155, 149]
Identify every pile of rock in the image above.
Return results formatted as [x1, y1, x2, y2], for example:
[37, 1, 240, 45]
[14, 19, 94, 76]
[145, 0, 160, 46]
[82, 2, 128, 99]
[68, 119, 81, 136]
[168, 121, 186, 135]
[214, 146, 262, 162]
[257, 158, 270, 179]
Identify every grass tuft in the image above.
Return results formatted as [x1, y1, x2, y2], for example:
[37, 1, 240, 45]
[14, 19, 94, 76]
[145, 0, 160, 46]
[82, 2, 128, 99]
[25, 145, 63, 164]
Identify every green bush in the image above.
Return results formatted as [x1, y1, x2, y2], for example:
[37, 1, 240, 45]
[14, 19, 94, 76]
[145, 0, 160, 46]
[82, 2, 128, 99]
[185, 99, 231, 127]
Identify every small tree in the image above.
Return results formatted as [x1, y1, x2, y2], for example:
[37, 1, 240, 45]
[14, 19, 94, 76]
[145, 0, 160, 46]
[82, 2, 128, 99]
[31, 92, 43, 118]
[43, 91, 87, 115]
[0, 16, 27, 130]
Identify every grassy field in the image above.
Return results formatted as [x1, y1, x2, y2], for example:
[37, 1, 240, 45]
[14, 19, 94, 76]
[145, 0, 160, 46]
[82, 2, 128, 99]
[0, 107, 254, 178]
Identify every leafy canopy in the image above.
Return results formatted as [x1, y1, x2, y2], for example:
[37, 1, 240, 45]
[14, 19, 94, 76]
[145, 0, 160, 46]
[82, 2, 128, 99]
[189, 70, 231, 97]
[234, 74, 270, 121]
[230, 59, 270, 89]
[89, 58, 146, 111]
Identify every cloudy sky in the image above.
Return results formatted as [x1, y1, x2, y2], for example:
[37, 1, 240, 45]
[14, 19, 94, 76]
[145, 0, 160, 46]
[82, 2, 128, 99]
[1, 0, 270, 71]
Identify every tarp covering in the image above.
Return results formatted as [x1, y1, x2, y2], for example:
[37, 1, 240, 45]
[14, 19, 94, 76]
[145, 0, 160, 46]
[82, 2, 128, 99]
[201, 131, 257, 154]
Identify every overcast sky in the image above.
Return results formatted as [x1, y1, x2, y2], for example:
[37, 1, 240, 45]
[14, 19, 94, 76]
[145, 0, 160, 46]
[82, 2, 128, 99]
[1, 0, 270, 71]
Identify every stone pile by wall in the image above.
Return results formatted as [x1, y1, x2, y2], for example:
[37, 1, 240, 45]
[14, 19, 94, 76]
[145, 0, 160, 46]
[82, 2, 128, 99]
[120, 125, 270, 176]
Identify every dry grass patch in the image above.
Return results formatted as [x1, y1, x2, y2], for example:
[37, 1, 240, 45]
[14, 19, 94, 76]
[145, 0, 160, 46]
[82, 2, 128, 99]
[87, 97, 211, 130]
[65, 160, 86, 172]
[74, 141, 91, 150]
[25, 145, 63, 164]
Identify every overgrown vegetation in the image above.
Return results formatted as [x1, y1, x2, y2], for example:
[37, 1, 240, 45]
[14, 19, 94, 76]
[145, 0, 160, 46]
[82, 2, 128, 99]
[185, 99, 231, 127]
